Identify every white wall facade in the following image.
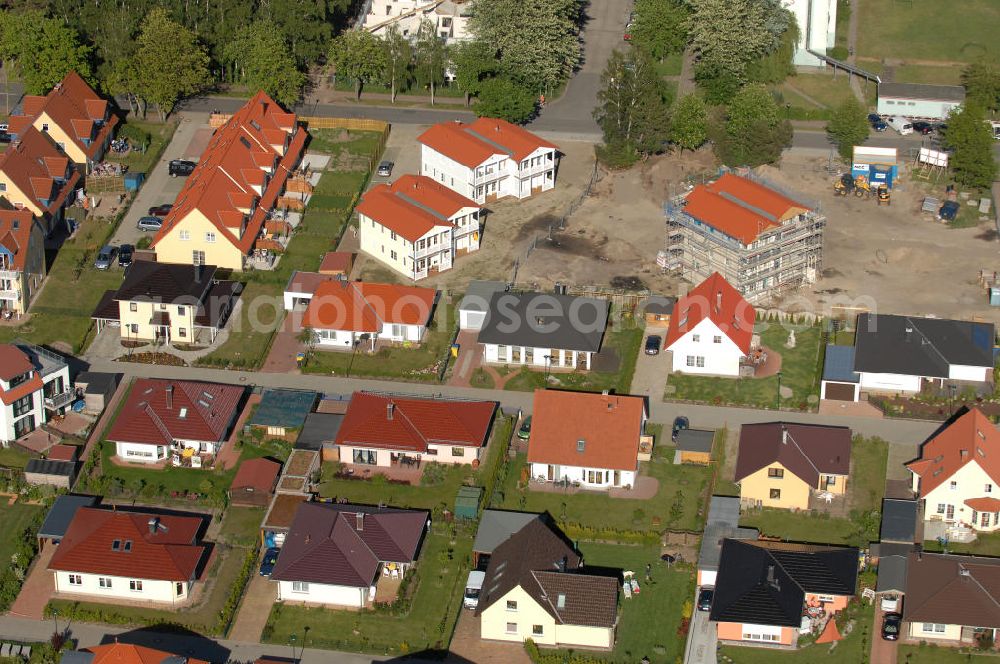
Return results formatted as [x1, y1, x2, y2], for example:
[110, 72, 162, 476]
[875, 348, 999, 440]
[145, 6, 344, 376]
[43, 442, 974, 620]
[858, 372, 923, 395]
[53, 570, 190, 604]
[420, 144, 557, 205]
[949, 364, 991, 382]
[907, 621, 963, 641]
[482, 344, 593, 371]
[277, 579, 369, 607]
[786, 0, 838, 67]
[115, 441, 168, 463]
[364, 0, 471, 43]
[0, 362, 69, 445]
[313, 322, 427, 349]
[877, 96, 963, 121]
[480, 586, 614, 648]
[529, 462, 636, 490]
[460, 309, 487, 331]
[667, 318, 744, 377]
[920, 461, 1000, 531]
[426, 443, 482, 465]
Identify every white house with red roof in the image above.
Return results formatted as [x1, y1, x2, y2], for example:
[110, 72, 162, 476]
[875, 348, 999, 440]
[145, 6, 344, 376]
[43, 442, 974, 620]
[334, 391, 497, 467]
[48, 507, 207, 604]
[418, 118, 558, 204]
[283, 272, 437, 349]
[665, 173, 824, 303]
[106, 378, 245, 465]
[151, 91, 307, 271]
[0, 342, 71, 444]
[907, 407, 1000, 534]
[356, 174, 481, 280]
[0, 209, 46, 316]
[665, 272, 756, 377]
[8, 71, 119, 169]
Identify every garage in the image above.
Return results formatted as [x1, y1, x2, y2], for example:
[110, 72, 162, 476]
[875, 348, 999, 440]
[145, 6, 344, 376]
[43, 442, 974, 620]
[283, 271, 340, 311]
[459, 280, 507, 331]
[821, 345, 860, 402]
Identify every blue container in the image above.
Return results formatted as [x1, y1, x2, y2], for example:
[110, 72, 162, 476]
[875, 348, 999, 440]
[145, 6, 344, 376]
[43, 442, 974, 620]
[124, 171, 145, 191]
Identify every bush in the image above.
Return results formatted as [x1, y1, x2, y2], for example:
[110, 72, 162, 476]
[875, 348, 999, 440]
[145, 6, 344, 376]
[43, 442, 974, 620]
[117, 123, 152, 148]
[420, 461, 447, 486]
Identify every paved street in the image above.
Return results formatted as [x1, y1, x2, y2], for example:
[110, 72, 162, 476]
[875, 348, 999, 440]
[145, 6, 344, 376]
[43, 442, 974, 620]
[684, 599, 717, 664]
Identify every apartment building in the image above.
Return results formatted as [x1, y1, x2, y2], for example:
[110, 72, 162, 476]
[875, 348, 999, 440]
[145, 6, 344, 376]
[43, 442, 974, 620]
[0, 209, 46, 316]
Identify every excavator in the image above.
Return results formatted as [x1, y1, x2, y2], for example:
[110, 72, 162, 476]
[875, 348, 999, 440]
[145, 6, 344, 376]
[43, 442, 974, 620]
[833, 173, 854, 196]
[853, 175, 872, 199]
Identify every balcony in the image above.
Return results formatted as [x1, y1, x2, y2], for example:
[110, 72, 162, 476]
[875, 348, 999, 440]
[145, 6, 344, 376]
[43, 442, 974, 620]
[44, 390, 74, 410]
[414, 240, 450, 260]
[472, 170, 505, 186]
[518, 161, 553, 178]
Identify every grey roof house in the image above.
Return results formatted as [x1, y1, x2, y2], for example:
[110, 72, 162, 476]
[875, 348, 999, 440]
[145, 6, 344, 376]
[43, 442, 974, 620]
[459, 280, 508, 331]
[477, 291, 610, 371]
[697, 496, 758, 587]
[472, 509, 541, 567]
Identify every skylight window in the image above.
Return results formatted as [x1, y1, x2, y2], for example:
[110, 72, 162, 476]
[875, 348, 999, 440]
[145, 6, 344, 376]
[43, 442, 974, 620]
[111, 539, 121, 551]
[179, 407, 188, 419]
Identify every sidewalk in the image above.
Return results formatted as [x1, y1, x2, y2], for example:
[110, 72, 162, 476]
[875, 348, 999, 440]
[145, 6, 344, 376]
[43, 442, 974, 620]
[8, 541, 55, 619]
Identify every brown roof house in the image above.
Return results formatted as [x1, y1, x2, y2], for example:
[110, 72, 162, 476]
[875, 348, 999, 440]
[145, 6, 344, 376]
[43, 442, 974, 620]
[903, 551, 1000, 644]
[270, 502, 428, 607]
[735, 423, 852, 511]
[476, 519, 619, 649]
[229, 457, 281, 507]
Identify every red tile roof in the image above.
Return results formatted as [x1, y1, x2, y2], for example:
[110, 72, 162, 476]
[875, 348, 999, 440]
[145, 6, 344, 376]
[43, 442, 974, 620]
[665, 272, 755, 353]
[319, 251, 353, 274]
[49, 507, 206, 581]
[336, 391, 496, 453]
[230, 457, 281, 493]
[527, 390, 646, 471]
[907, 407, 1000, 497]
[0, 208, 37, 272]
[0, 343, 34, 382]
[81, 643, 208, 664]
[0, 127, 81, 216]
[966, 497, 1000, 512]
[683, 173, 811, 245]
[106, 378, 245, 447]
[152, 91, 306, 257]
[47, 444, 79, 461]
[11, 71, 119, 161]
[417, 118, 558, 168]
[301, 280, 437, 333]
[356, 175, 479, 243]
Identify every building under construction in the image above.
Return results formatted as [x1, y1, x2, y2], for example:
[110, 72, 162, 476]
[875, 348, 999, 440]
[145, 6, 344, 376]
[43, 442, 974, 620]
[664, 172, 826, 304]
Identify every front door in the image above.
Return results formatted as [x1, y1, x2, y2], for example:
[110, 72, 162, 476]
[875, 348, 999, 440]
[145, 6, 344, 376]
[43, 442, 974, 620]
[547, 465, 555, 481]
[614, 470, 621, 486]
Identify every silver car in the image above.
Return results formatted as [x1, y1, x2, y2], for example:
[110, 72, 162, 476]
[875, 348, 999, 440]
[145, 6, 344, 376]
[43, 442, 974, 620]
[137, 216, 163, 232]
[377, 160, 394, 177]
[94, 245, 116, 270]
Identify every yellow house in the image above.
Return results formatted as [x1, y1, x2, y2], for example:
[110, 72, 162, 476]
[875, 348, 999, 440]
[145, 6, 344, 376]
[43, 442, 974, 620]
[151, 91, 307, 271]
[9, 71, 119, 168]
[0, 127, 82, 235]
[92, 261, 239, 345]
[477, 519, 618, 650]
[0, 208, 46, 316]
[735, 423, 851, 510]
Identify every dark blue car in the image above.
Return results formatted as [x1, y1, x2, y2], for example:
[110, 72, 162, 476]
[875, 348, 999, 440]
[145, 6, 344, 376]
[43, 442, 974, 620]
[868, 113, 888, 132]
[259, 547, 280, 576]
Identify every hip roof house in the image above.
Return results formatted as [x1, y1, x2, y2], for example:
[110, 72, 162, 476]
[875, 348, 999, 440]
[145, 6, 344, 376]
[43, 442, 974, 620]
[903, 551, 1000, 643]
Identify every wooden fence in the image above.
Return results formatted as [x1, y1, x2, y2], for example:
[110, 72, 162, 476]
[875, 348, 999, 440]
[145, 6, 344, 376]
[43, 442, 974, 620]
[300, 116, 388, 133]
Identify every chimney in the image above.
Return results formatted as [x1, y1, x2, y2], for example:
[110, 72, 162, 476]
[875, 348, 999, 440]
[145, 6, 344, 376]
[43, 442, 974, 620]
[960, 567, 971, 578]
[386, 402, 394, 421]
[904, 325, 913, 341]
[716, 290, 722, 312]
[356, 513, 364, 531]
[781, 425, 788, 445]
[148, 517, 159, 534]
[766, 565, 775, 584]
[165, 385, 173, 410]
[305, 534, 311, 544]
[557, 556, 567, 573]
[961, 449, 969, 460]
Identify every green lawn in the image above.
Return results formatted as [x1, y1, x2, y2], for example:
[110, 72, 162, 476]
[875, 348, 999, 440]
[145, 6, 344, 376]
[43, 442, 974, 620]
[107, 120, 177, 175]
[851, 436, 889, 513]
[655, 53, 683, 77]
[318, 461, 473, 511]
[739, 507, 869, 547]
[307, 129, 385, 161]
[263, 523, 471, 655]
[856, 0, 1000, 62]
[0, 502, 43, 565]
[898, 644, 998, 663]
[0, 447, 31, 469]
[667, 324, 824, 410]
[218, 506, 265, 547]
[892, 64, 963, 86]
[497, 441, 712, 533]
[924, 530, 1000, 557]
[200, 280, 283, 368]
[538, 543, 694, 664]
[720, 601, 873, 663]
[502, 325, 643, 395]
[302, 303, 456, 381]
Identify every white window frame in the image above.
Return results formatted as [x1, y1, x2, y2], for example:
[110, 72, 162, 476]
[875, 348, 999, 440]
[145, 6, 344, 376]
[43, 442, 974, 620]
[130, 580, 143, 592]
[291, 581, 309, 593]
[98, 577, 112, 589]
[68, 574, 82, 586]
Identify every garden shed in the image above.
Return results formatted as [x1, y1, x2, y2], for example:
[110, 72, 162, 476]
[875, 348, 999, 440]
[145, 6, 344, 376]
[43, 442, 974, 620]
[454, 486, 482, 520]
[38, 494, 99, 544]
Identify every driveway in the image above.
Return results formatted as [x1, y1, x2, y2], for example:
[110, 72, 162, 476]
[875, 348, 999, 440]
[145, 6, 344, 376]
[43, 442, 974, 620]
[447, 609, 530, 664]
[228, 572, 278, 643]
[111, 111, 211, 248]
[684, 591, 717, 664]
[630, 328, 670, 397]
[530, 0, 632, 136]
[870, 604, 899, 664]
[9, 540, 56, 619]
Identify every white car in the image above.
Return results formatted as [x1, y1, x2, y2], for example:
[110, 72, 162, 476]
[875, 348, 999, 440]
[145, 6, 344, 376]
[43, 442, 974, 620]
[880, 593, 900, 612]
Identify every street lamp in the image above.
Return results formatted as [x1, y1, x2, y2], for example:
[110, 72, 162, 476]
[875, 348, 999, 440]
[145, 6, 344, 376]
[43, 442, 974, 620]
[51, 607, 58, 638]
[949, 384, 959, 415]
[776, 371, 783, 409]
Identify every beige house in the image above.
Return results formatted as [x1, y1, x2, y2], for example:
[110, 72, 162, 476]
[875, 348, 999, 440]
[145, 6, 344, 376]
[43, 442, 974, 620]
[0, 208, 46, 316]
[735, 423, 851, 510]
[151, 91, 307, 271]
[92, 261, 239, 344]
[903, 551, 1000, 644]
[0, 127, 82, 235]
[477, 518, 618, 649]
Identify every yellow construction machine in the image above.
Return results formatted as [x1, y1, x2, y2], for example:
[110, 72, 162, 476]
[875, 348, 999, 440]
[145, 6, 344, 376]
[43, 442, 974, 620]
[853, 175, 872, 198]
[876, 184, 891, 206]
[833, 173, 854, 196]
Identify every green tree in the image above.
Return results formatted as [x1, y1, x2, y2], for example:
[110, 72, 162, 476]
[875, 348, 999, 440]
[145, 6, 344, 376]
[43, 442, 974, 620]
[470, 0, 584, 93]
[686, 0, 790, 84]
[670, 93, 708, 151]
[632, 0, 689, 62]
[451, 40, 498, 106]
[715, 83, 791, 166]
[379, 24, 411, 103]
[473, 77, 536, 124]
[826, 97, 869, 160]
[133, 8, 211, 120]
[0, 10, 92, 95]
[105, 57, 142, 115]
[942, 102, 998, 190]
[693, 60, 743, 105]
[266, 0, 339, 66]
[594, 49, 672, 167]
[962, 59, 1000, 114]
[223, 20, 306, 106]
[413, 19, 448, 105]
[328, 29, 386, 101]
[746, 20, 798, 85]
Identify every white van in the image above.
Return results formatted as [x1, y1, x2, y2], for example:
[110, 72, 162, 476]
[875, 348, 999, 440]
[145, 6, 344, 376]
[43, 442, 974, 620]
[888, 116, 913, 135]
[464, 570, 485, 609]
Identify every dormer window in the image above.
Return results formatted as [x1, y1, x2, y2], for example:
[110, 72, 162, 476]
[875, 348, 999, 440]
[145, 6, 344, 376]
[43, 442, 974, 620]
[41, 123, 48, 132]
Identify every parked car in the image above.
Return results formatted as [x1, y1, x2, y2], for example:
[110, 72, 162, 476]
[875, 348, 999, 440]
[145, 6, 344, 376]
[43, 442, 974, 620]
[671, 416, 689, 442]
[0, 123, 8, 132]
[464, 570, 486, 610]
[117, 244, 134, 268]
[868, 113, 888, 132]
[887, 116, 914, 135]
[517, 416, 532, 441]
[911, 121, 934, 135]
[644, 335, 662, 355]
[259, 547, 280, 576]
[137, 216, 163, 232]
[93, 245, 116, 270]
[148, 204, 173, 217]
[880, 593, 900, 612]
[697, 587, 714, 612]
[168, 159, 197, 177]
[376, 160, 394, 177]
[0, 132, 11, 143]
[881, 612, 902, 641]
